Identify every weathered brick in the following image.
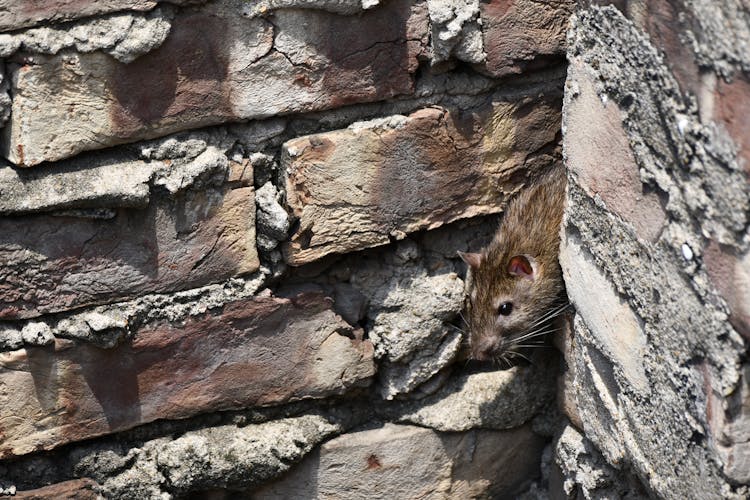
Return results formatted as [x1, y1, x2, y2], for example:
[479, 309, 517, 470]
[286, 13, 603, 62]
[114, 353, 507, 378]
[254, 423, 544, 499]
[480, 0, 574, 77]
[0, 292, 374, 458]
[13, 479, 100, 500]
[2, 0, 427, 166]
[564, 59, 666, 243]
[0, 156, 155, 215]
[704, 241, 750, 340]
[282, 94, 561, 265]
[0, 0, 172, 32]
[595, 1, 750, 176]
[0, 184, 258, 319]
[715, 76, 750, 175]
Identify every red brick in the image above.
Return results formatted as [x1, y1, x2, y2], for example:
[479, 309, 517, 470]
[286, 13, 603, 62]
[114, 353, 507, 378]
[14, 479, 100, 500]
[0, 292, 374, 458]
[480, 0, 574, 77]
[0, 186, 258, 320]
[3, 0, 427, 166]
[282, 94, 561, 265]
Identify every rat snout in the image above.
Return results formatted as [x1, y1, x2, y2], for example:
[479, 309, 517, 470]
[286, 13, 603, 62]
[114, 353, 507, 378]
[471, 336, 502, 361]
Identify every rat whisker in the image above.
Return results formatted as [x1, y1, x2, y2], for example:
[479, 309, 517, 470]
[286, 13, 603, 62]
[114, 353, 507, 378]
[508, 326, 548, 344]
[508, 350, 531, 364]
[446, 323, 466, 335]
[529, 302, 571, 327]
[511, 326, 561, 344]
[527, 302, 571, 329]
[458, 311, 470, 329]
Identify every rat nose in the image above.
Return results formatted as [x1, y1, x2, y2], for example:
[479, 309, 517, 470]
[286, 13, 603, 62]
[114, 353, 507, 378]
[472, 337, 499, 361]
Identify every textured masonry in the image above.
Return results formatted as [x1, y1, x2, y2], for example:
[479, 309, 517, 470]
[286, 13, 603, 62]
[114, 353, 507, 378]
[1, 0, 748, 498]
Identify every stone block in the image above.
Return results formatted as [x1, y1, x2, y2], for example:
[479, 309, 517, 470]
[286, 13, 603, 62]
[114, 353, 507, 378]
[564, 59, 666, 243]
[282, 93, 561, 265]
[254, 423, 545, 499]
[0, 292, 374, 458]
[704, 241, 750, 340]
[0, 183, 258, 319]
[480, 0, 574, 77]
[0, 155, 155, 215]
[2, 0, 427, 166]
[715, 76, 750, 175]
[393, 354, 557, 431]
[0, 1, 171, 32]
[13, 479, 100, 500]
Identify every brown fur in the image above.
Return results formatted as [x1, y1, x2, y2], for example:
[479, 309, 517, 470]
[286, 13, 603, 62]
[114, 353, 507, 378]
[463, 166, 567, 361]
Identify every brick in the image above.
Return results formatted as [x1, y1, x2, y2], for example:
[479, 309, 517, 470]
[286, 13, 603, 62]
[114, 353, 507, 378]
[564, 59, 667, 243]
[254, 423, 544, 499]
[0, 0, 164, 32]
[282, 94, 561, 265]
[0, 155, 155, 215]
[2, 0, 427, 166]
[480, 0, 574, 77]
[715, 76, 750, 175]
[14, 479, 100, 500]
[0, 184, 258, 320]
[704, 241, 750, 340]
[559, 231, 650, 394]
[595, 1, 750, 175]
[0, 292, 374, 458]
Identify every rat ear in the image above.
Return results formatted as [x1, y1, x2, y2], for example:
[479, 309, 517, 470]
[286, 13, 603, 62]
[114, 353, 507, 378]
[458, 251, 482, 269]
[508, 255, 535, 280]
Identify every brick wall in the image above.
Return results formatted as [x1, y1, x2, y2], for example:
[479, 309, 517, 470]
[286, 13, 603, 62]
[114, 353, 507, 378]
[0, 0, 571, 497]
[2, 0, 748, 498]
[559, 2, 750, 498]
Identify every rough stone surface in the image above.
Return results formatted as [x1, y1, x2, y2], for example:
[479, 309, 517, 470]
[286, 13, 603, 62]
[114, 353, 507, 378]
[254, 423, 545, 499]
[347, 241, 465, 399]
[392, 354, 557, 431]
[75, 414, 343, 498]
[427, 0, 484, 65]
[595, 1, 750, 176]
[0, 155, 155, 215]
[2, 7, 174, 63]
[255, 182, 290, 245]
[11, 479, 100, 500]
[0, 0, 192, 32]
[560, 6, 750, 498]
[282, 93, 561, 265]
[553, 425, 647, 499]
[2, 0, 428, 166]
[0, 292, 374, 457]
[480, 0, 575, 77]
[0, 182, 258, 319]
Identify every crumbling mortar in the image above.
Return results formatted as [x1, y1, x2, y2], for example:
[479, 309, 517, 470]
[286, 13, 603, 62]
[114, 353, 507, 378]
[0, 5, 176, 64]
[0, 353, 557, 496]
[570, 7, 748, 250]
[568, 181, 743, 369]
[0, 270, 270, 352]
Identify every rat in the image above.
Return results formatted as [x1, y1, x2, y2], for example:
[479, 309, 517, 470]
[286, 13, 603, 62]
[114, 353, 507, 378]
[459, 166, 568, 363]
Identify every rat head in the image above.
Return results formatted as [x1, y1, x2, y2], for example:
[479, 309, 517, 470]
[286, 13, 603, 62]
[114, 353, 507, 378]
[459, 250, 557, 362]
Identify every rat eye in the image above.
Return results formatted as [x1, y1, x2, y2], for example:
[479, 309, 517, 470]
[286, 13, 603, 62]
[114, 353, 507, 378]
[498, 302, 513, 316]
